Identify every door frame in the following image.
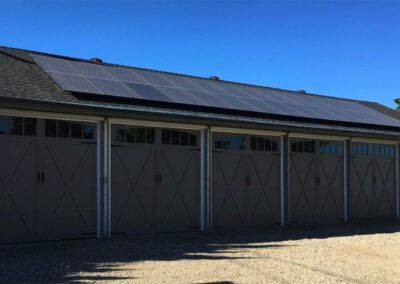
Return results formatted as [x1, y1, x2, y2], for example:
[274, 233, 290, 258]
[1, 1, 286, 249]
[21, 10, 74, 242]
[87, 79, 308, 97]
[210, 126, 285, 229]
[107, 118, 207, 237]
[0, 108, 103, 239]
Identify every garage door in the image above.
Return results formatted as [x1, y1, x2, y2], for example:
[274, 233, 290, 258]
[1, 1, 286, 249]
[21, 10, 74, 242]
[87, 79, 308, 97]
[212, 133, 280, 229]
[350, 143, 396, 220]
[111, 125, 200, 235]
[289, 139, 344, 225]
[0, 116, 98, 243]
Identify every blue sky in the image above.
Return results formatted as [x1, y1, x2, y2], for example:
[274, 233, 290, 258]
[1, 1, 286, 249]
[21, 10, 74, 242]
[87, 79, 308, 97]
[1, 0, 399, 108]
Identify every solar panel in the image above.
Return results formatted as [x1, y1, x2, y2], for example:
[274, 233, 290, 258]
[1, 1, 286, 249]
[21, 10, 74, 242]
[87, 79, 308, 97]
[31, 54, 400, 128]
[125, 83, 173, 102]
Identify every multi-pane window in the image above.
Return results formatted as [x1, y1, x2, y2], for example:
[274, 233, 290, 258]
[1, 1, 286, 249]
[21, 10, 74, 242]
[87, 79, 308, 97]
[375, 144, 395, 157]
[115, 127, 155, 144]
[250, 137, 278, 152]
[161, 129, 197, 146]
[214, 135, 245, 150]
[291, 140, 316, 153]
[0, 116, 36, 136]
[352, 144, 371, 155]
[45, 119, 94, 139]
[319, 142, 343, 155]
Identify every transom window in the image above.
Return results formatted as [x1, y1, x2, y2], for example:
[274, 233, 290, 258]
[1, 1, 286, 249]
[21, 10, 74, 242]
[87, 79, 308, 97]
[115, 127, 155, 144]
[45, 119, 94, 139]
[375, 144, 395, 157]
[214, 135, 245, 150]
[250, 136, 278, 152]
[162, 129, 197, 146]
[320, 142, 343, 155]
[0, 116, 36, 136]
[291, 140, 316, 153]
[352, 144, 371, 155]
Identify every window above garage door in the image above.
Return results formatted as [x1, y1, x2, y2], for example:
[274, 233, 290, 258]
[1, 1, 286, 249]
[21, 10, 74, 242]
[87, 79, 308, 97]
[0, 116, 36, 136]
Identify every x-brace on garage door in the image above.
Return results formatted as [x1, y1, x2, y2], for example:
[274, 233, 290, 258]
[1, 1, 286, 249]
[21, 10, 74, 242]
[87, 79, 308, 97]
[350, 142, 396, 220]
[212, 133, 280, 229]
[0, 116, 98, 243]
[111, 125, 200, 235]
[289, 139, 344, 225]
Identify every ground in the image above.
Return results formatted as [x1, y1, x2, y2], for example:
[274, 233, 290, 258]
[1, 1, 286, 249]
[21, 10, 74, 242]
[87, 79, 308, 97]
[1, 222, 399, 284]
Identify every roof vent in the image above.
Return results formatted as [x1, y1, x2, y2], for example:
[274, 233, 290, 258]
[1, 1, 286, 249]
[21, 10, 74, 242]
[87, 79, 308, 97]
[90, 58, 103, 63]
[297, 90, 306, 94]
[209, 76, 220, 81]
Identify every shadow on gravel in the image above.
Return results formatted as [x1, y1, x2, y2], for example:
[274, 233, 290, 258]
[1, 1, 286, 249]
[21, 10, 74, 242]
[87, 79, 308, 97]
[0, 221, 399, 283]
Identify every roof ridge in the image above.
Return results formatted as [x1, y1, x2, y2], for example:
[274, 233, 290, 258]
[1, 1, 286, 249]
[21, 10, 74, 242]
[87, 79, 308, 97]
[0, 45, 378, 105]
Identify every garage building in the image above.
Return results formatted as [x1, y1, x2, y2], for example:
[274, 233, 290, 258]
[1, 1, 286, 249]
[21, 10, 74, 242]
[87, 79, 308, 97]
[0, 46, 399, 243]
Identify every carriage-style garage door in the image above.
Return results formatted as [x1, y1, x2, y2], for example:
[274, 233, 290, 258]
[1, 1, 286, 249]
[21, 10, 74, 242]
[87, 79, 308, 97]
[111, 125, 200, 235]
[0, 116, 97, 243]
[289, 139, 344, 225]
[350, 143, 396, 220]
[212, 133, 280, 229]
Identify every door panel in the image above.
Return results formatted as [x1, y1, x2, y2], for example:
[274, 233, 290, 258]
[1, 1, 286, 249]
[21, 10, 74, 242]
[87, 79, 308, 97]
[212, 150, 246, 228]
[0, 138, 37, 243]
[373, 155, 396, 218]
[350, 143, 396, 220]
[290, 139, 344, 225]
[350, 152, 373, 219]
[156, 147, 200, 232]
[39, 139, 97, 240]
[290, 154, 316, 224]
[246, 152, 280, 226]
[111, 145, 156, 234]
[316, 155, 344, 223]
[212, 134, 280, 229]
[110, 126, 200, 235]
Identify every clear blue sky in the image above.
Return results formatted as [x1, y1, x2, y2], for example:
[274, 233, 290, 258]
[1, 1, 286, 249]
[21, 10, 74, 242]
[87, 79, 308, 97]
[1, 0, 399, 108]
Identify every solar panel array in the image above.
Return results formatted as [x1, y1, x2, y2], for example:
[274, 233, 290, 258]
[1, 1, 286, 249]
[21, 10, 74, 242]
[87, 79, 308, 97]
[32, 54, 400, 128]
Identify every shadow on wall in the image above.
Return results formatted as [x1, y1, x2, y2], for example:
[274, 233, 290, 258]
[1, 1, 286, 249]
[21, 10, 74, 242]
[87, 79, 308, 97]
[0, 221, 399, 283]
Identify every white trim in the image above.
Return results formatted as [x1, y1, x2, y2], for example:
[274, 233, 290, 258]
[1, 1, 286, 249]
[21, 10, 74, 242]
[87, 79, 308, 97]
[289, 133, 348, 141]
[102, 119, 110, 238]
[0, 108, 102, 122]
[396, 144, 400, 219]
[351, 137, 399, 145]
[207, 127, 212, 230]
[200, 129, 206, 232]
[280, 135, 285, 227]
[96, 122, 101, 239]
[211, 126, 284, 137]
[344, 139, 349, 223]
[107, 121, 112, 238]
[109, 118, 206, 130]
[287, 136, 291, 225]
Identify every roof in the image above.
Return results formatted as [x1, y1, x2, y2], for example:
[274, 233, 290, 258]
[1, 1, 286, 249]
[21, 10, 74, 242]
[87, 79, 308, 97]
[1, 46, 400, 137]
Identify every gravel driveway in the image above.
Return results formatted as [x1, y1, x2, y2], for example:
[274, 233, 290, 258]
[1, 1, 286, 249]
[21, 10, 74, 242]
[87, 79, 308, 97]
[1, 221, 399, 283]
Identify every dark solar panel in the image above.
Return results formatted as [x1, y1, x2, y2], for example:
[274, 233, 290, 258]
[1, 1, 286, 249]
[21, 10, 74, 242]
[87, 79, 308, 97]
[125, 83, 173, 102]
[87, 78, 140, 98]
[103, 66, 147, 84]
[155, 86, 206, 105]
[132, 70, 176, 87]
[31, 54, 400, 128]
[185, 90, 232, 109]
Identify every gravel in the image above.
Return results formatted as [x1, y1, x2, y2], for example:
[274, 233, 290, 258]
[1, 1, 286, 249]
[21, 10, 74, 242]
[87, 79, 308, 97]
[0, 221, 399, 283]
